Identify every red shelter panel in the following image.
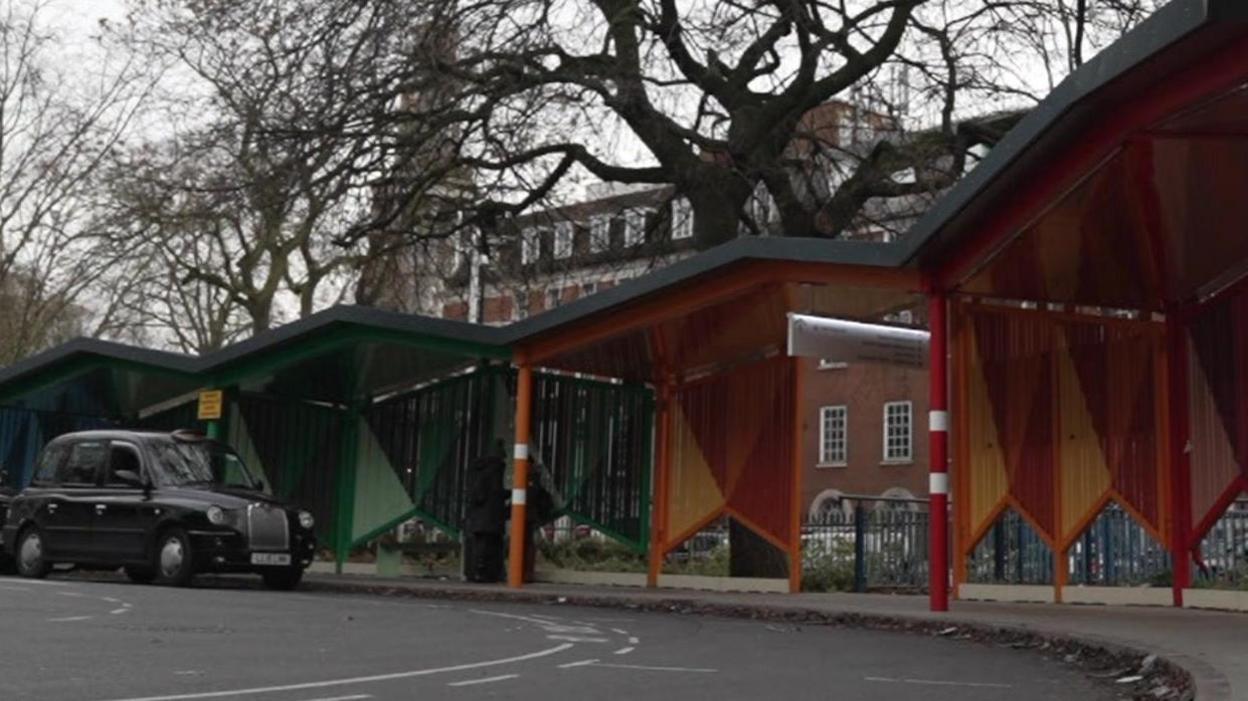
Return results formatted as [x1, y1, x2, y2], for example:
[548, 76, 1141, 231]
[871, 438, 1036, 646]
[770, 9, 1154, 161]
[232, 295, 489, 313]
[664, 356, 795, 553]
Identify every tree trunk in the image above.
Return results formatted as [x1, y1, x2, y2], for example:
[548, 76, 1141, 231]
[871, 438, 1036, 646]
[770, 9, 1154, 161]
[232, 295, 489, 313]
[688, 176, 751, 249]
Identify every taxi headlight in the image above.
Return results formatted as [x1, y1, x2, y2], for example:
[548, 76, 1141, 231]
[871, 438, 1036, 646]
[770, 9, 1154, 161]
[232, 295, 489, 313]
[206, 505, 228, 526]
[298, 510, 315, 530]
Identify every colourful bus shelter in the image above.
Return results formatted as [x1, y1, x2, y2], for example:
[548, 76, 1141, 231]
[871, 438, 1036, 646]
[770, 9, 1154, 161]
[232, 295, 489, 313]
[0, 0, 1246, 614]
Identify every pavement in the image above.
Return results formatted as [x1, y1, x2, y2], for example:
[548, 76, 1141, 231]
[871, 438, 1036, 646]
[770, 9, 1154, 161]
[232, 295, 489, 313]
[300, 572, 1248, 701]
[0, 572, 1130, 701]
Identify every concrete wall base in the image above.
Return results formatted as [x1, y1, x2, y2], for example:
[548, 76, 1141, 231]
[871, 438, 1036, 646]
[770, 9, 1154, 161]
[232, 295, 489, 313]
[1182, 588, 1248, 612]
[958, 583, 1056, 603]
[657, 574, 789, 593]
[533, 568, 648, 587]
[1061, 586, 1171, 607]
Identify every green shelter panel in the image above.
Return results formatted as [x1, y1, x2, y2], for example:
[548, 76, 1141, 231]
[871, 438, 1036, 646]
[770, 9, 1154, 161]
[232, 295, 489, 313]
[236, 393, 344, 546]
[531, 373, 654, 552]
[227, 401, 270, 490]
[363, 367, 509, 538]
[351, 417, 417, 545]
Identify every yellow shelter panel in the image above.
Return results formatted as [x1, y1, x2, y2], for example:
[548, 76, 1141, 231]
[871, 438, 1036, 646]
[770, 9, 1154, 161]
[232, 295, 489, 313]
[665, 403, 726, 545]
[1056, 343, 1112, 543]
[966, 339, 1009, 539]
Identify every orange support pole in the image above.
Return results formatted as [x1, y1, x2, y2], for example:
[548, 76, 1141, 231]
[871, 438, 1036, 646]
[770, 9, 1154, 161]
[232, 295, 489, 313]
[1166, 311, 1193, 606]
[789, 356, 805, 593]
[648, 382, 672, 588]
[508, 362, 534, 588]
[928, 290, 950, 612]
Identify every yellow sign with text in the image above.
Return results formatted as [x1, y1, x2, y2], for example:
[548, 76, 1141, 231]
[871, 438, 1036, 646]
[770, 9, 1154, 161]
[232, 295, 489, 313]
[197, 390, 224, 421]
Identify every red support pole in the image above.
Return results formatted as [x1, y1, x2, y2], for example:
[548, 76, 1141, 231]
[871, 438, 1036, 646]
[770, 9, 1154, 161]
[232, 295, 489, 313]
[928, 291, 950, 612]
[1166, 312, 1193, 606]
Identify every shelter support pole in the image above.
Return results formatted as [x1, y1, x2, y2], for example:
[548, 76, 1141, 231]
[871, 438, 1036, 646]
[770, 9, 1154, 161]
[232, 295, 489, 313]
[928, 291, 950, 612]
[335, 402, 362, 575]
[1166, 311, 1193, 606]
[648, 382, 672, 588]
[508, 362, 534, 589]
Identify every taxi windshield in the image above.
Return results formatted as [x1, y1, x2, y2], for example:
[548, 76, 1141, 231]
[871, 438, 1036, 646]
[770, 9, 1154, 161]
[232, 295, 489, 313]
[152, 439, 260, 490]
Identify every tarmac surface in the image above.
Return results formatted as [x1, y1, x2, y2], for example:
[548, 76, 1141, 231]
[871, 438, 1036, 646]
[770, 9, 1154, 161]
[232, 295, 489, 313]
[0, 573, 1117, 701]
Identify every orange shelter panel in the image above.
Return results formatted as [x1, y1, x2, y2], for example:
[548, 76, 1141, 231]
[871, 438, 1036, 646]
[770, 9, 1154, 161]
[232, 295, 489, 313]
[960, 306, 1167, 554]
[664, 356, 795, 552]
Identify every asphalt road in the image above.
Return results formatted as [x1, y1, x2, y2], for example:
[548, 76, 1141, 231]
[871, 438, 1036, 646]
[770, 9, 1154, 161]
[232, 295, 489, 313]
[0, 573, 1116, 701]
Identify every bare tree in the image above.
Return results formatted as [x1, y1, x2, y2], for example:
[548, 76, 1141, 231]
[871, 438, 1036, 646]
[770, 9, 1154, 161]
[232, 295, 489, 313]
[104, 0, 405, 337]
[0, 0, 150, 364]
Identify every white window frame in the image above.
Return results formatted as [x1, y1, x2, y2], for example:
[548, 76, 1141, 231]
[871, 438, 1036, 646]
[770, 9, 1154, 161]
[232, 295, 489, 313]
[545, 288, 561, 310]
[521, 228, 540, 265]
[818, 359, 848, 370]
[589, 215, 610, 253]
[882, 401, 913, 463]
[553, 221, 574, 259]
[818, 405, 848, 467]
[624, 208, 647, 246]
[581, 281, 598, 297]
[671, 197, 693, 240]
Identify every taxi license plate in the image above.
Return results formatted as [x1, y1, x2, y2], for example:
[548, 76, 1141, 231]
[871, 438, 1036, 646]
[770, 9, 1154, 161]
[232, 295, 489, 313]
[251, 553, 291, 566]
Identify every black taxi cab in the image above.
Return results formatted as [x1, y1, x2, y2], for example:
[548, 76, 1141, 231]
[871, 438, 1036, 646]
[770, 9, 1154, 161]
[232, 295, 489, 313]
[1, 429, 316, 589]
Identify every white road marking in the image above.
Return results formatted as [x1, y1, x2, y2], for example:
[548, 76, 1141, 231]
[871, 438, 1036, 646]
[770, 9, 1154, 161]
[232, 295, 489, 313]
[295, 696, 372, 701]
[48, 616, 93, 622]
[613, 647, 635, 655]
[865, 676, 1012, 689]
[546, 635, 607, 643]
[110, 608, 129, 615]
[610, 628, 628, 636]
[468, 609, 559, 627]
[57, 591, 88, 598]
[173, 673, 202, 677]
[557, 660, 599, 669]
[588, 663, 717, 674]
[102, 597, 123, 604]
[446, 674, 518, 688]
[627, 637, 639, 645]
[95, 643, 575, 701]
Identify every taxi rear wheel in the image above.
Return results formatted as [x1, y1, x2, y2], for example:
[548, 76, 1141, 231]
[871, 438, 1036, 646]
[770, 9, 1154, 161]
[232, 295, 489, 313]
[154, 527, 195, 587]
[15, 527, 50, 579]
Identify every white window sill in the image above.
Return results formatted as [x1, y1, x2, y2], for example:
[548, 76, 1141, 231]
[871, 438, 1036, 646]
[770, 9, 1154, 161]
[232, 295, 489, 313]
[815, 462, 848, 469]
[880, 459, 914, 466]
[818, 363, 848, 370]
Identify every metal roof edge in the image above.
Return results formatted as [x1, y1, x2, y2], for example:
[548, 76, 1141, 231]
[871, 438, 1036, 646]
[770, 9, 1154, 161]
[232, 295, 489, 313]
[0, 338, 199, 398]
[501, 236, 907, 345]
[896, 0, 1223, 265]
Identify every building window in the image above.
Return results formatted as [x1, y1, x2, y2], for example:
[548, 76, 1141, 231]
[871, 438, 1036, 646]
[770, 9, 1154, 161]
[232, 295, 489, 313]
[818, 405, 847, 466]
[818, 359, 848, 370]
[589, 215, 610, 253]
[553, 221, 573, 259]
[521, 228, 540, 265]
[581, 282, 598, 297]
[671, 197, 693, 240]
[883, 401, 913, 463]
[624, 209, 646, 246]
[545, 288, 562, 310]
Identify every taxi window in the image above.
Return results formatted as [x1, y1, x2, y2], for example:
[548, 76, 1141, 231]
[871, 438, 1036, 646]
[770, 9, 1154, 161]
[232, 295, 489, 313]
[60, 442, 107, 486]
[31, 444, 69, 486]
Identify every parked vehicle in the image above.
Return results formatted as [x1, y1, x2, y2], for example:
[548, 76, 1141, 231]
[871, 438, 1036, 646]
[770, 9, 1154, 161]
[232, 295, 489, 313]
[0, 468, 14, 573]
[1, 429, 317, 589]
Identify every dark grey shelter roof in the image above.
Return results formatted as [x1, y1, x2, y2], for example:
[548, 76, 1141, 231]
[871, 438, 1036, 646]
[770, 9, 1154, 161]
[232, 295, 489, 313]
[898, 0, 1248, 269]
